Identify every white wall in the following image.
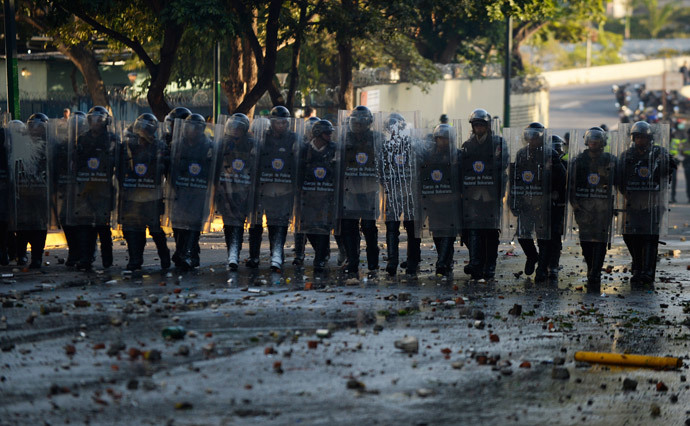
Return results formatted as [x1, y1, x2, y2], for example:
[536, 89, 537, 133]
[358, 78, 549, 131]
[542, 56, 690, 87]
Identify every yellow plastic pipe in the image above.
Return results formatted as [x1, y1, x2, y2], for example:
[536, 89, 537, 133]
[574, 351, 683, 369]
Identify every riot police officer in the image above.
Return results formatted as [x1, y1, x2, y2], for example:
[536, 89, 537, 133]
[379, 113, 421, 275]
[247, 106, 298, 272]
[54, 111, 86, 267]
[215, 113, 258, 271]
[70, 106, 118, 271]
[548, 134, 568, 280]
[460, 109, 509, 280]
[0, 119, 8, 265]
[419, 124, 460, 275]
[293, 115, 320, 266]
[508, 122, 566, 283]
[10, 114, 51, 268]
[569, 127, 616, 289]
[295, 119, 339, 272]
[339, 106, 380, 275]
[617, 121, 674, 285]
[118, 113, 170, 270]
[163, 107, 192, 146]
[168, 114, 216, 270]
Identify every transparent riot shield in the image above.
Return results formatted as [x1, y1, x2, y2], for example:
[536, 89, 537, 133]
[459, 119, 509, 230]
[214, 115, 260, 227]
[338, 109, 382, 222]
[375, 111, 420, 227]
[6, 120, 52, 230]
[65, 116, 118, 227]
[117, 120, 168, 230]
[294, 123, 341, 235]
[615, 122, 671, 236]
[0, 123, 10, 226]
[566, 128, 617, 243]
[504, 126, 552, 241]
[416, 126, 460, 237]
[252, 116, 300, 227]
[164, 119, 219, 232]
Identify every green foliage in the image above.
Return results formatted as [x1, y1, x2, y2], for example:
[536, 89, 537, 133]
[555, 28, 623, 69]
[635, 0, 680, 38]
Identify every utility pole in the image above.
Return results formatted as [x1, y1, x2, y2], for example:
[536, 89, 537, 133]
[503, 15, 512, 128]
[212, 42, 221, 124]
[4, 0, 20, 119]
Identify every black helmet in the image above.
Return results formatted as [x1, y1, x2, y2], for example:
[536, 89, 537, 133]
[584, 127, 607, 147]
[8, 119, 26, 133]
[304, 116, 321, 139]
[270, 105, 290, 118]
[631, 121, 653, 140]
[311, 119, 334, 139]
[349, 106, 373, 132]
[523, 122, 544, 141]
[184, 113, 206, 137]
[551, 134, 565, 147]
[433, 123, 452, 140]
[87, 106, 111, 126]
[385, 112, 406, 131]
[133, 113, 158, 139]
[27, 113, 48, 125]
[225, 113, 250, 136]
[469, 108, 491, 124]
[27, 113, 49, 133]
[164, 107, 192, 135]
[439, 114, 449, 124]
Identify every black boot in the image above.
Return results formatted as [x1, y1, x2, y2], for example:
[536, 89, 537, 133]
[518, 238, 538, 276]
[98, 226, 113, 269]
[310, 234, 329, 273]
[293, 232, 306, 266]
[434, 236, 454, 276]
[624, 235, 643, 284]
[151, 230, 170, 269]
[268, 226, 287, 272]
[385, 222, 400, 276]
[641, 239, 658, 285]
[464, 230, 482, 279]
[334, 233, 346, 266]
[362, 220, 379, 271]
[124, 231, 145, 270]
[587, 242, 606, 291]
[246, 226, 262, 268]
[340, 220, 360, 274]
[29, 230, 47, 269]
[190, 232, 201, 268]
[404, 221, 420, 275]
[482, 230, 499, 280]
[76, 227, 98, 271]
[548, 238, 562, 280]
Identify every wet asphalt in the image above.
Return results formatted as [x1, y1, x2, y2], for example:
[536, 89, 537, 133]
[1, 207, 690, 426]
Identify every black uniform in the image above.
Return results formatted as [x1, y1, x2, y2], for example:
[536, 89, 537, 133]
[618, 143, 673, 284]
[510, 145, 566, 282]
[340, 129, 380, 273]
[419, 141, 460, 275]
[570, 150, 616, 287]
[169, 133, 215, 270]
[460, 132, 509, 280]
[118, 130, 170, 270]
[71, 128, 117, 270]
[0, 129, 10, 265]
[215, 132, 257, 269]
[248, 125, 297, 270]
[296, 140, 338, 270]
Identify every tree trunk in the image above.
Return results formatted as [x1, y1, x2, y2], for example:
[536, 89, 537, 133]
[286, 1, 307, 115]
[147, 25, 183, 120]
[242, 36, 258, 118]
[437, 34, 461, 64]
[235, 0, 282, 115]
[58, 42, 110, 108]
[223, 37, 246, 113]
[337, 39, 354, 110]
